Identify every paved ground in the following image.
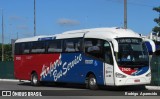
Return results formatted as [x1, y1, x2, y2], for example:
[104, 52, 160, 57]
[146, 86, 160, 90]
[1, 79, 160, 90]
[0, 80, 160, 97]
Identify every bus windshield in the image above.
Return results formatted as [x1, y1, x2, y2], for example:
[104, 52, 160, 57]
[116, 38, 149, 67]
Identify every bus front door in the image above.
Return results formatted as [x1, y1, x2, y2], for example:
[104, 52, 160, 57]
[104, 63, 114, 85]
[103, 41, 115, 86]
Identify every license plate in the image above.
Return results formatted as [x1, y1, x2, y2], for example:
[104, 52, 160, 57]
[134, 79, 140, 82]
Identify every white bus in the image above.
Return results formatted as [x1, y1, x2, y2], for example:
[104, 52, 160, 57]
[14, 27, 155, 90]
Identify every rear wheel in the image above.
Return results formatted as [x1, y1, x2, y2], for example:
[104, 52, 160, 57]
[31, 72, 40, 86]
[88, 74, 98, 90]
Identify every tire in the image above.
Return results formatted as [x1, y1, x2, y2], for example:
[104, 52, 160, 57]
[88, 74, 98, 90]
[31, 72, 40, 86]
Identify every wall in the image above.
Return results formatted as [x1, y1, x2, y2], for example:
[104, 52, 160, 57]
[0, 61, 14, 79]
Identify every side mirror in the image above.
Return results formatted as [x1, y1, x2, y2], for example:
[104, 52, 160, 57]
[143, 39, 156, 54]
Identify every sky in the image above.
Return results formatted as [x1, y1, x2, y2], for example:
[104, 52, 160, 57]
[0, 0, 160, 43]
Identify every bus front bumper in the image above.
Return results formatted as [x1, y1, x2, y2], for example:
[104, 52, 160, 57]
[115, 77, 151, 86]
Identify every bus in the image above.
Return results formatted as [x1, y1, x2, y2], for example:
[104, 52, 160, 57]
[14, 27, 155, 90]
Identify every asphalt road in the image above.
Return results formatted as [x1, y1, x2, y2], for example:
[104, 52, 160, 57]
[0, 81, 159, 99]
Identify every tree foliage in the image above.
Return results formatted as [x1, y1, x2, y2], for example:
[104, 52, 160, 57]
[152, 6, 160, 34]
[0, 44, 13, 61]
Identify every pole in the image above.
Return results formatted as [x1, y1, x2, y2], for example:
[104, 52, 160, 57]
[17, 32, 18, 39]
[34, 0, 36, 36]
[1, 9, 4, 61]
[124, 0, 127, 29]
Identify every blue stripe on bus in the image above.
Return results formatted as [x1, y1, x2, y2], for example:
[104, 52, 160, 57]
[40, 53, 104, 85]
[131, 66, 149, 76]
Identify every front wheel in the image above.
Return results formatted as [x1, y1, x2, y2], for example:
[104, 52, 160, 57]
[88, 74, 98, 90]
[31, 72, 40, 86]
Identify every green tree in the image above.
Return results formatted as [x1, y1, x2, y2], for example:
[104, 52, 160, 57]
[152, 6, 160, 34]
[0, 44, 13, 61]
[4, 44, 13, 61]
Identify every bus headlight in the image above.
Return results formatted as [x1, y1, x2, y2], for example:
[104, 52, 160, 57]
[115, 72, 126, 78]
[145, 72, 151, 77]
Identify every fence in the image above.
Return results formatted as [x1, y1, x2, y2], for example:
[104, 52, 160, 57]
[150, 51, 160, 86]
[0, 61, 14, 79]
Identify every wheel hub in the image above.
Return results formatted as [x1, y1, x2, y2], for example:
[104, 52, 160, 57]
[33, 76, 37, 84]
[90, 78, 96, 86]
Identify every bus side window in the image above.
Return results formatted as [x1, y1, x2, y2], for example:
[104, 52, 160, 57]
[31, 42, 45, 53]
[64, 39, 82, 53]
[75, 41, 81, 51]
[47, 40, 62, 53]
[22, 43, 30, 54]
[85, 39, 103, 59]
[104, 41, 113, 65]
[15, 43, 22, 55]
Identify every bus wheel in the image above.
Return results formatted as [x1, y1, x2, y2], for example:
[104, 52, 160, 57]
[88, 74, 98, 90]
[31, 72, 40, 86]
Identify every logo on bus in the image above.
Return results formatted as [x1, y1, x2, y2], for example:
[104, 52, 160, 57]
[94, 61, 98, 66]
[119, 66, 149, 76]
[40, 54, 82, 81]
[85, 60, 93, 64]
[121, 68, 131, 72]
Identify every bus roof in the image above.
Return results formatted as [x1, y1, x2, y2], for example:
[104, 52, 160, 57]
[15, 27, 141, 43]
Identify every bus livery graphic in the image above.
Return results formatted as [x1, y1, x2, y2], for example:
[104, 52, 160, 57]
[40, 54, 82, 81]
[119, 66, 149, 76]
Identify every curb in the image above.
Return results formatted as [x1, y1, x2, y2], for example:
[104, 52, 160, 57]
[0, 79, 30, 82]
[0, 79, 19, 82]
[145, 86, 160, 90]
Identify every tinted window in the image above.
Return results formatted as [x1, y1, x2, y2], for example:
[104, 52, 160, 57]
[15, 43, 22, 55]
[85, 39, 103, 59]
[22, 43, 30, 54]
[31, 42, 46, 53]
[85, 39, 113, 65]
[104, 41, 113, 65]
[64, 39, 82, 52]
[116, 38, 149, 66]
[47, 40, 62, 53]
